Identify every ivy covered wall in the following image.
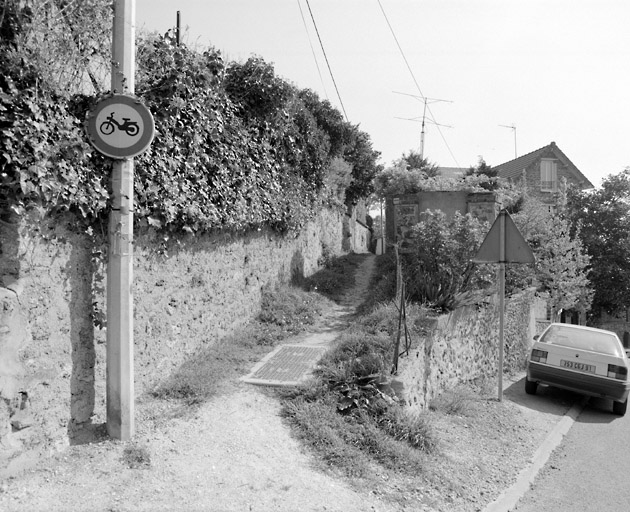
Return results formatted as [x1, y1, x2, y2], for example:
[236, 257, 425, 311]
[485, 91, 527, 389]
[0, 1, 382, 471]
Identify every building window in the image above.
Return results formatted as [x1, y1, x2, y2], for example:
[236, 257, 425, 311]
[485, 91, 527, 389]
[540, 159, 558, 192]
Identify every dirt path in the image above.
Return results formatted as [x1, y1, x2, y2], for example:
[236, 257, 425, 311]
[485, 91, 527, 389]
[0, 254, 576, 512]
[0, 254, 400, 512]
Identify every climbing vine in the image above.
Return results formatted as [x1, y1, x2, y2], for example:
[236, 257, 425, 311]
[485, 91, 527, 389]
[1, 1, 381, 236]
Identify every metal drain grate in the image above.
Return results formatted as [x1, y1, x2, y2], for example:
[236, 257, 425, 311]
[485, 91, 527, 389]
[242, 345, 327, 387]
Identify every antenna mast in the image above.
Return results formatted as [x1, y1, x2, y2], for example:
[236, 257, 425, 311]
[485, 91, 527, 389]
[499, 124, 517, 159]
[394, 92, 452, 159]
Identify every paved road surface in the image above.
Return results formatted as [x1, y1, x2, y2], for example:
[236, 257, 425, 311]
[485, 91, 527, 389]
[514, 392, 630, 511]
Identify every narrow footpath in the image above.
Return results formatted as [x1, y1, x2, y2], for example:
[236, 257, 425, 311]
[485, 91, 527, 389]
[0, 254, 397, 512]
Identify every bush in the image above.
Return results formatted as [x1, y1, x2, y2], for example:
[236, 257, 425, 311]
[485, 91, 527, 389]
[404, 210, 494, 311]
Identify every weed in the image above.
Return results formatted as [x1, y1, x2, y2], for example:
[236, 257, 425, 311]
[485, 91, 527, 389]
[304, 253, 364, 301]
[121, 444, 151, 469]
[280, 390, 434, 478]
[428, 385, 479, 416]
[258, 285, 327, 333]
[356, 253, 397, 313]
[280, 308, 438, 482]
[376, 408, 437, 452]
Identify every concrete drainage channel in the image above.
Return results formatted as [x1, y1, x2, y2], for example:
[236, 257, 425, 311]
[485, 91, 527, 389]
[483, 398, 586, 512]
[241, 344, 328, 387]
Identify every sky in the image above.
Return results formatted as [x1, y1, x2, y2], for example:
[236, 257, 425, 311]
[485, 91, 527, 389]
[135, 0, 630, 188]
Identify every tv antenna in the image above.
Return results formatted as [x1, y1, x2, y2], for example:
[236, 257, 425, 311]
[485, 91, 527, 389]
[394, 92, 452, 159]
[499, 124, 517, 159]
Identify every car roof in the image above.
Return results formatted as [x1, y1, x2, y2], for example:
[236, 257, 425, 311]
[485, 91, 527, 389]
[541, 323, 623, 357]
[544, 323, 618, 336]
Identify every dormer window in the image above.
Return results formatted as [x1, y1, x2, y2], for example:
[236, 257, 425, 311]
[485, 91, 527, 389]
[540, 159, 558, 192]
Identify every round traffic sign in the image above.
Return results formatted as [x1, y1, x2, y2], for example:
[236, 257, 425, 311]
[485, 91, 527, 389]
[85, 94, 155, 159]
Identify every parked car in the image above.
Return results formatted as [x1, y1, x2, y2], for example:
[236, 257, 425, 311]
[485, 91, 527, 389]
[525, 323, 630, 416]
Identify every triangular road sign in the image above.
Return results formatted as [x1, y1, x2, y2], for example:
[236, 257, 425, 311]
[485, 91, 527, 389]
[473, 209, 535, 264]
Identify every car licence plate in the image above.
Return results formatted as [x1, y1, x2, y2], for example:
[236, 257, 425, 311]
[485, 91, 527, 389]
[560, 359, 595, 373]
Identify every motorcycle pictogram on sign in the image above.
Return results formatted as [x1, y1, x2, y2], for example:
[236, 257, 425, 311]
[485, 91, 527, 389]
[99, 112, 140, 137]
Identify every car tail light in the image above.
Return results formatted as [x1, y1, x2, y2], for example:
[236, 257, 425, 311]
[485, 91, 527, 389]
[531, 349, 548, 363]
[607, 364, 628, 380]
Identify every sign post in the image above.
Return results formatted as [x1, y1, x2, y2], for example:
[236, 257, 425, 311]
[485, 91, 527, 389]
[107, 0, 136, 441]
[473, 209, 535, 401]
[84, 0, 154, 440]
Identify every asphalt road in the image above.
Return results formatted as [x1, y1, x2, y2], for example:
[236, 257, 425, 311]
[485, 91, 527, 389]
[513, 391, 630, 511]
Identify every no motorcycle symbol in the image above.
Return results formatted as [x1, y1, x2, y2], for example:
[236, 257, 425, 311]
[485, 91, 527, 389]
[85, 94, 155, 159]
[99, 112, 140, 137]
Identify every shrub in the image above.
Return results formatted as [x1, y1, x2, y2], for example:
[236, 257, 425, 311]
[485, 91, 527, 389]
[404, 210, 494, 311]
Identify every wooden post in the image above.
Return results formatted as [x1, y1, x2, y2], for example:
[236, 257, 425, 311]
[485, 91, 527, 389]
[107, 0, 136, 440]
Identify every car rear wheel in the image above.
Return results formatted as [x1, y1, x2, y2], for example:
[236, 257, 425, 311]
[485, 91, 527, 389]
[613, 398, 628, 416]
[525, 378, 538, 395]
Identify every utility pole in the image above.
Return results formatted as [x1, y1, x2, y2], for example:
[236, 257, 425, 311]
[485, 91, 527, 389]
[500, 124, 517, 159]
[394, 92, 452, 159]
[176, 10, 181, 45]
[108, 0, 136, 441]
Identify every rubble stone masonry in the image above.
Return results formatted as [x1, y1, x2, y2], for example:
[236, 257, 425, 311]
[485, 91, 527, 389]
[0, 209, 343, 469]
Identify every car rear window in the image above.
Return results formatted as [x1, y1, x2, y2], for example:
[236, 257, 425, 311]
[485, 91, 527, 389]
[540, 325, 624, 357]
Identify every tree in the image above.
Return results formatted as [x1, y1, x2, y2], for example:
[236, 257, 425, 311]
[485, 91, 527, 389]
[508, 195, 592, 318]
[372, 160, 430, 197]
[298, 89, 353, 159]
[566, 169, 630, 317]
[400, 150, 439, 177]
[466, 157, 500, 190]
[343, 127, 381, 205]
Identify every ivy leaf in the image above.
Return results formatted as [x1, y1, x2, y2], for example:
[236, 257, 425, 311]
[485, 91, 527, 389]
[147, 216, 163, 228]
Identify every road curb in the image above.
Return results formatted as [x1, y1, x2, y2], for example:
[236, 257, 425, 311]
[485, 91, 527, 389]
[483, 397, 586, 512]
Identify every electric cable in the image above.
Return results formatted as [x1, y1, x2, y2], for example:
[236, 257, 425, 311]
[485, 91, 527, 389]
[296, 0, 329, 101]
[377, 0, 460, 167]
[305, 0, 349, 121]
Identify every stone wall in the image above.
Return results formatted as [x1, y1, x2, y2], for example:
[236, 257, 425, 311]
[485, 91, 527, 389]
[342, 213, 371, 253]
[398, 290, 546, 412]
[0, 208, 344, 469]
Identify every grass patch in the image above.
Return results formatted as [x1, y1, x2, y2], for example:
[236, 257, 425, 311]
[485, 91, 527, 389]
[279, 320, 438, 480]
[302, 252, 365, 301]
[277, 254, 444, 484]
[356, 253, 397, 314]
[429, 378, 496, 416]
[280, 385, 434, 478]
[121, 444, 151, 469]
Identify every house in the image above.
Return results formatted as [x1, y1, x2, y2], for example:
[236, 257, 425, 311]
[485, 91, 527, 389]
[493, 141, 594, 210]
[385, 142, 593, 251]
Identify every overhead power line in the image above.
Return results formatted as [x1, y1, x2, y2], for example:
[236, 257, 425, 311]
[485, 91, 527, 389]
[304, 0, 349, 121]
[296, 0, 329, 101]
[377, 0, 460, 167]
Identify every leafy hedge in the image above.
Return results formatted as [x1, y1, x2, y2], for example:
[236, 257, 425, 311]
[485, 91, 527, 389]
[1, 1, 380, 234]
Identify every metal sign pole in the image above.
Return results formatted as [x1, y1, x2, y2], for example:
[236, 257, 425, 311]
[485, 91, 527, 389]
[498, 213, 506, 401]
[107, 0, 136, 440]
[472, 209, 535, 403]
